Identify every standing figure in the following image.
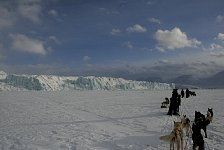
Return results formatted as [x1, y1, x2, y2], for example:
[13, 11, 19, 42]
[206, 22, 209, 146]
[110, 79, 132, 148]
[186, 88, 190, 98]
[181, 89, 184, 98]
[167, 89, 179, 116]
[175, 94, 181, 115]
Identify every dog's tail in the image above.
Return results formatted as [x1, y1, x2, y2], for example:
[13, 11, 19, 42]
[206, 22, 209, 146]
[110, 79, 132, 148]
[159, 134, 174, 142]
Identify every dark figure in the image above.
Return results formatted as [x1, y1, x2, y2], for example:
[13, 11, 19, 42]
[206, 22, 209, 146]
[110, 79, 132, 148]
[167, 89, 179, 116]
[165, 97, 170, 104]
[192, 109, 214, 150]
[192, 120, 205, 150]
[181, 89, 184, 98]
[189, 91, 196, 96]
[194, 110, 213, 138]
[186, 88, 190, 98]
[161, 97, 170, 108]
[167, 97, 174, 115]
[207, 108, 213, 120]
[176, 94, 181, 114]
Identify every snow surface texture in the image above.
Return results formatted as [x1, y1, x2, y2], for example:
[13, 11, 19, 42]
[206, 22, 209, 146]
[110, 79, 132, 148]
[0, 89, 223, 150]
[0, 71, 175, 91]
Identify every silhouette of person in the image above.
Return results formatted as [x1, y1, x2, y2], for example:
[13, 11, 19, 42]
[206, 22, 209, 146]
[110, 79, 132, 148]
[176, 94, 181, 115]
[167, 89, 179, 116]
[181, 89, 184, 98]
[186, 88, 190, 98]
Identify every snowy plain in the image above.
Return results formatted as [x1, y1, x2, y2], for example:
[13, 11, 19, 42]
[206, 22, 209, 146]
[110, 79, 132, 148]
[0, 89, 224, 150]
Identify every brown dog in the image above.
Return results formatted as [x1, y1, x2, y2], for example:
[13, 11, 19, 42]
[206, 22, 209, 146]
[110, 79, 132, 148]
[181, 115, 191, 136]
[160, 121, 184, 150]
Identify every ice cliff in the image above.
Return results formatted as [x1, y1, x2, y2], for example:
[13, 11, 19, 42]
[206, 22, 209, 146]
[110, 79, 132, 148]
[0, 71, 175, 91]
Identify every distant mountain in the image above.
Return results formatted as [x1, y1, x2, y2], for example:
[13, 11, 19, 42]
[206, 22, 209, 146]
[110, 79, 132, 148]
[136, 76, 164, 83]
[0, 71, 175, 91]
[169, 71, 224, 89]
[167, 75, 199, 89]
[169, 75, 196, 85]
[197, 70, 224, 89]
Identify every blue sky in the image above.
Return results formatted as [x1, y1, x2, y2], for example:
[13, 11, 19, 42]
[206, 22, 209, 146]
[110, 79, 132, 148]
[1, 0, 224, 80]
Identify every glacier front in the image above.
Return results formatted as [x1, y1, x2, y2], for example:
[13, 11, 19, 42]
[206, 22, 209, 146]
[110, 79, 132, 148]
[0, 71, 175, 91]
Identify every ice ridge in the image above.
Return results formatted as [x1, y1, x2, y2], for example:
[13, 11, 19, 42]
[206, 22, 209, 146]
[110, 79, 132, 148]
[0, 71, 175, 91]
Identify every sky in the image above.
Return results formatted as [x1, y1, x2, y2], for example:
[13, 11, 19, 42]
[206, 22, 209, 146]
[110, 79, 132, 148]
[0, 0, 224, 81]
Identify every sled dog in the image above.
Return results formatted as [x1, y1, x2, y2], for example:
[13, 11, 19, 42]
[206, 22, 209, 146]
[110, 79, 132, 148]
[160, 121, 183, 150]
[194, 109, 213, 138]
[161, 97, 170, 108]
[207, 108, 213, 123]
[181, 115, 191, 136]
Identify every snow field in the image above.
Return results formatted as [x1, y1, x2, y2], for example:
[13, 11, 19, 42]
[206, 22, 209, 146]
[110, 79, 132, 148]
[0, 90, 224, 149]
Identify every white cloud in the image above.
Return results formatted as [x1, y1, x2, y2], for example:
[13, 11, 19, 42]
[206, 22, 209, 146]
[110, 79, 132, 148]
[216, 15, 224, 23]
[216, 33, 224, 41]
[154, 27, 201, 51]
[17, 0, 42, 24]
[148, 18, 161, 24]
[10, 33, 49, 55]
[210, 51, 224, 58]
[110, 28, 121, 35]
[48, 9, 58, 17]
[209, 43, 223, 51]
[49, 36, 60, 44]
[123, 41, 134, 49]
[207, 43, 224, 58]
[83, 56, 91, 62]
[126, 24, 147, 33]
[157, 59, 172, 64]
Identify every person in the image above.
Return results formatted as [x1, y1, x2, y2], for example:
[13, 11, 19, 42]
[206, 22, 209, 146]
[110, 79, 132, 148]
[175, 94, 181, 115]
[167, 89, 179, 116]
[167, 97, 174, 115]
[181, 89, 184, 98]
[186, 88, 190, 98]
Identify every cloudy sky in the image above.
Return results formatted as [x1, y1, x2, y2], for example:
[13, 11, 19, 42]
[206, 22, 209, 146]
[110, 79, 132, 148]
[1, 0, 224, 80]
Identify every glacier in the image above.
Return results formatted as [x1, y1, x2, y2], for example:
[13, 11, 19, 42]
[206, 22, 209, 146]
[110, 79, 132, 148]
[0, 71, 175, 91]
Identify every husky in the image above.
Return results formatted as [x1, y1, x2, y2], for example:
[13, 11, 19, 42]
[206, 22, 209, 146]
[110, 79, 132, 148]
[192, 111, 206, 150]
[192, 119, 204, 150]
[203, 108, 213, 138]
[207, 108, 213, 123]
[160, 121, 184, 150]
[195, 108, 213, 138]
[161, 97, 170, 108]
[181, 115, 191, 136]
[189, 91, 196, 96]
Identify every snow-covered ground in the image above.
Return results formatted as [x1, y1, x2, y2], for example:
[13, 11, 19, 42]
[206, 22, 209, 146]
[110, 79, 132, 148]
[0, 89, 223, 150]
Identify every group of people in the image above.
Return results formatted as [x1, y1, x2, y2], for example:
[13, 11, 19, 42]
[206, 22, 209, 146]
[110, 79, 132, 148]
[167, 88, 191, 116]
[180, 88, 190, 98]
[165, 88, 196, 115]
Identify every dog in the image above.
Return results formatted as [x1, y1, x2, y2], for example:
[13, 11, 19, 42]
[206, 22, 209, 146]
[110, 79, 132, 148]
[161, 97, 170, 108]
[207, 108, 213, 123]
[189, 91, 196, 96]
[197, 108, 213, 138]
[181, 115, 191, 136]
[160, 121, 183, 150]
[197, 111, 208, 135]
[192, 119, 205, 150]
[192, 109, 213, 150]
